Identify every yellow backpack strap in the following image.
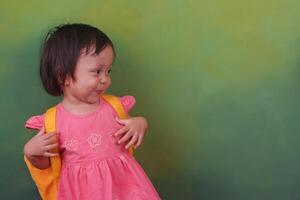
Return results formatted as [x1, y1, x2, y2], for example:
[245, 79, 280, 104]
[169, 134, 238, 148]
[101, 94, 134, 156]
[45, 106, 61, 180]
[36, 106, 60, 200]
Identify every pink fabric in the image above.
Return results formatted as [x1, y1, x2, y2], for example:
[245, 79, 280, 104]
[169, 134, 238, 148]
[25, 95, 161, 200]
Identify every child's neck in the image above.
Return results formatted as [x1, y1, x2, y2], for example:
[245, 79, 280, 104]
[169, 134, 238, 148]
[60, 96, 100, 116]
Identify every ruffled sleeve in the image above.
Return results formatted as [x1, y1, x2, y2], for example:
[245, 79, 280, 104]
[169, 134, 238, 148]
[25, 114, 45, 131]
[119, 95, 136, 114]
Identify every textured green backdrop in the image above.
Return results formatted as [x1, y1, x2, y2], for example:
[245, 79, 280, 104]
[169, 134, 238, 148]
[1, 1, 300, 199]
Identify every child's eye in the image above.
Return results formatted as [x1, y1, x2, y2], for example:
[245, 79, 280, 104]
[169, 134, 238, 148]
[93, 69, 112, 75]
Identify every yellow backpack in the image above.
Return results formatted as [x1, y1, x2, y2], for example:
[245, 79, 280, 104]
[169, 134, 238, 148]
[24, 94, 134, 200]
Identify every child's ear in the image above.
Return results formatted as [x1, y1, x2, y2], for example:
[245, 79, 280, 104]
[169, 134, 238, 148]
[57, 71, 71, 86]
[56, 72, 65, 86]
[64, 74, 71, 86]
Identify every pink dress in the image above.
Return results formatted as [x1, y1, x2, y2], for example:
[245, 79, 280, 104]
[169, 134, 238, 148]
[25, 95, 161, 200]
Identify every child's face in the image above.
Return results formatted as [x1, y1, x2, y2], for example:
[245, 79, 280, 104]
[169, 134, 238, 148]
[63, 45, 114, 104]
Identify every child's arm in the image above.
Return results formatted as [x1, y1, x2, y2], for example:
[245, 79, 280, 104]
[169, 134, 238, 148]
[114, 116, 148, 149]
[24, 127, 59, 169]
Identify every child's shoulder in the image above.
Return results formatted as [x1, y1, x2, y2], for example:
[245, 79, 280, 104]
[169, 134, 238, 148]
[25, 113, 45, 131]
[103, 94, 136, 115]
[118, 95, 136, 112]
[24, 104, 59, 131]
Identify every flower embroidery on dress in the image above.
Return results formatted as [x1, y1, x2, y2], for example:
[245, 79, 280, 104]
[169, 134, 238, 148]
[63, 139, 78, 152]
[87, 133, 102, 148]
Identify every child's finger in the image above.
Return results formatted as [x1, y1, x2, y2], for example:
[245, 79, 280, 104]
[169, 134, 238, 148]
[42, 132, 58, 140]
[135, 135, 143, 149]
[115, 117, 128, 125]
[114, 126, 129, 136]
[44, 143, 58, 151]
[35, 127, 45, 137]
[43, 133, 58, 145]
[125, 134, 138, 149]
[118, 130, 134, 144]
[44, 152, 59, 157]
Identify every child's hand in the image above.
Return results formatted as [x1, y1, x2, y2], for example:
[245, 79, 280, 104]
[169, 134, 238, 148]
[24, 127, 59, 158]
[114, 116, 148, 149]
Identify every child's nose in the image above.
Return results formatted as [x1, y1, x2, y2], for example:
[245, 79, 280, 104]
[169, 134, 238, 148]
[99, 73, 108, 84]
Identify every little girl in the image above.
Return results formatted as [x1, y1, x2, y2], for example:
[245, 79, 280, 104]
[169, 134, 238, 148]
[23, 23, 161, 200]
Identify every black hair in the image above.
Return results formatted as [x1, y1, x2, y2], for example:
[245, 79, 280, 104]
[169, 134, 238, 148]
[40, 23, 115, 96]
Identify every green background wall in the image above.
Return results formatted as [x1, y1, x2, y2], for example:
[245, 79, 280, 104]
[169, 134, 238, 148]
[1, 1, 300, 199]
